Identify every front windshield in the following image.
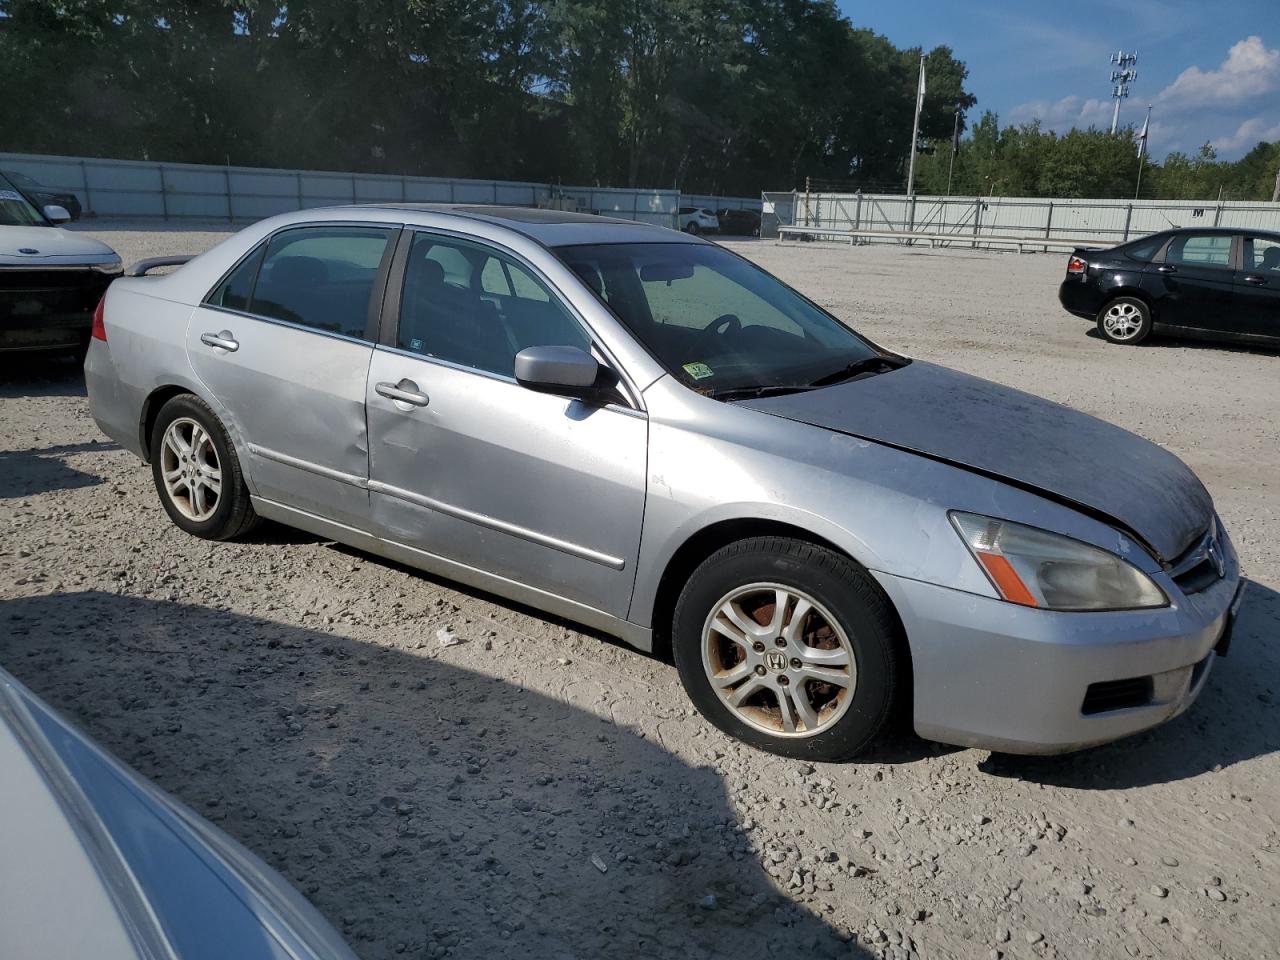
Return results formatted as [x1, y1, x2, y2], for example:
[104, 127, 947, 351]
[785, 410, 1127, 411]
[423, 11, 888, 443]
[556, 241, 890, 396]
[0, 173, 47, 227]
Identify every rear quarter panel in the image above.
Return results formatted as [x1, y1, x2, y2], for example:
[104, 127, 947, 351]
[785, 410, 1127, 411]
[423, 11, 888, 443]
[86, 279, 244, 463]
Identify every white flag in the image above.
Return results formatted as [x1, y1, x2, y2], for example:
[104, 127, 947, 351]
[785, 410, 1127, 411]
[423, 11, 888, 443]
[1136, 109, 1150, 159]
[916, 58, 927, 113]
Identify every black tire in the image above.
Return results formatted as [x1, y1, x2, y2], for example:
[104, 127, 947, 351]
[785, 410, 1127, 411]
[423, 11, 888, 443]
[686, 221, 700, 235]
[1096, 296, 1152, 344]
[672, 536, 902, 761]
[149, 393, 260, 540]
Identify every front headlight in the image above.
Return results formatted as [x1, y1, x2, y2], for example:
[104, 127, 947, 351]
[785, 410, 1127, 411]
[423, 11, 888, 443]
[950, 512, 1167, 611]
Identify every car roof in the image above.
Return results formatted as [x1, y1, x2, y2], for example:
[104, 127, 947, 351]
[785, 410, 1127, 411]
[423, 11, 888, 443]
[325, 203, 699, 247]
[1157, 226, 1280, 238]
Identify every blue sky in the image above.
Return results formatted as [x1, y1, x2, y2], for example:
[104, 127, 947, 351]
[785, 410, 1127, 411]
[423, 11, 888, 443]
[837, 1, 1279, 159]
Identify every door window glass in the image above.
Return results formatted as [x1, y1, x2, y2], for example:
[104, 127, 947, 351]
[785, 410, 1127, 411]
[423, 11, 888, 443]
[1248, 237, 1280, 273]
[398, 234, 589, 377]
[207, 244, 265, 310]
[1164, 234, 1233, 268]
[248, 226, 393, 339]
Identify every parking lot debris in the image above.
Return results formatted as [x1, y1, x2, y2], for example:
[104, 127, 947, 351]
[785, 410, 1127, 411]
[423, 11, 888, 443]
[437, 628, 464, 647]
[590, 854, 608, 874]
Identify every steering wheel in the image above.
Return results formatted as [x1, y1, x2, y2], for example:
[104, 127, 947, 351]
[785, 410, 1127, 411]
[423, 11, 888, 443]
[690, 313, 742, 356]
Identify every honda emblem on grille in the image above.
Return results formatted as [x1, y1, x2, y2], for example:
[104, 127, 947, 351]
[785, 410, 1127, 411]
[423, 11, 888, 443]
[1206, 537, 1225, 578]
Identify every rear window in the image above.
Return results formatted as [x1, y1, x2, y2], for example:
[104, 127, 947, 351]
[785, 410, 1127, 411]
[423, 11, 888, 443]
[1123, 236, 1164, 262]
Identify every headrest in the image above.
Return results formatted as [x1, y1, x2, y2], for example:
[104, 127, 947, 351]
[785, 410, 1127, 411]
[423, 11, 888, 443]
[269, 255, 327, 287]
[415, 257, 446, 287]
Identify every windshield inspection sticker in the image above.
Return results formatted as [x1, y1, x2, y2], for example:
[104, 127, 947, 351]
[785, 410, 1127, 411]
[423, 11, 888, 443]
[682, 361, 714, 380]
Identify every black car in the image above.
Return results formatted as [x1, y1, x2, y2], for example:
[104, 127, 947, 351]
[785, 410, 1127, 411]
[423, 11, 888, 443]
[1058, 227, 1280, 346]
[717, 207, 762, 237]
[3, 169, 82, 221]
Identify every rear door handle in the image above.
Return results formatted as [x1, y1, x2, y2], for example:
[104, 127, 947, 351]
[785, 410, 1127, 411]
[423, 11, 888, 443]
[200, 330, 239, 352]
[375, 379, 430, 407]
[1243, 275, 1268, 285]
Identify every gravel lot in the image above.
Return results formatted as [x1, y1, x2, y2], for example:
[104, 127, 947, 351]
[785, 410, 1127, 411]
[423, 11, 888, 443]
[2, 223, 1278, 960]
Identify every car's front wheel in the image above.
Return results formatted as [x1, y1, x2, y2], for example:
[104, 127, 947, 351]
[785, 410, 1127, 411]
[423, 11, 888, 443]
[1097, 296, 1152, 344]
[149, 393, 259, 540]
[672, 537, 902, 760]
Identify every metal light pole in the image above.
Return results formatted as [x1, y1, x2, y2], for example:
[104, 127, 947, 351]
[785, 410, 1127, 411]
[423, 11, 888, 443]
[905, 54, 926, 196]
[1109, 51, 1138, 135]
[945, 109, 961, 196]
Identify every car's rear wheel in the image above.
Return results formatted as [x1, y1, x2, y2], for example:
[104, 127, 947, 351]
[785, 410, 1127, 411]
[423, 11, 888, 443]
[1097, 297, 1151, 344]
[686, 222, 700, 235]
[672, 537, 901, 760]
[150, 394, 259, 540]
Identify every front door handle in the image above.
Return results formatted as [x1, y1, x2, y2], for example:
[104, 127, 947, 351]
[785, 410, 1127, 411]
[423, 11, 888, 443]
[1156, 264, 1177, 274]
[376, 379, 430, 407]
[1243, 275, 1268, 285]
[200, 330, 239, 352]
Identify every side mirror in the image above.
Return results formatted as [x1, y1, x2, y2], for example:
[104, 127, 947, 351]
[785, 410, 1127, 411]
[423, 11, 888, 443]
[514, 345, 614, 403]
[43, 204, 72, 224]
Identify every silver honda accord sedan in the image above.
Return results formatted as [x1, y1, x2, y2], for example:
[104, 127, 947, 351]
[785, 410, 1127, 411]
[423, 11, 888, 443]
[85, 205, 1244, 760]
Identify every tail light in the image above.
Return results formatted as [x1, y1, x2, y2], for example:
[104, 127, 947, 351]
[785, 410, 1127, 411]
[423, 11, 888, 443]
[91, 295, 107, 341]
[1066, 256, 1087, 275]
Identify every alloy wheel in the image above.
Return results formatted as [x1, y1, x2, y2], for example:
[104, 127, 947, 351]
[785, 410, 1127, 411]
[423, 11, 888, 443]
[160, 417, 222, 521]
[1102, 301, 1145, 340]
[701, 582, 857, 738]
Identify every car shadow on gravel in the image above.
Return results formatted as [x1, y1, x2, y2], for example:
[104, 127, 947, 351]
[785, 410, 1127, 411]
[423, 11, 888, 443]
[0, 440, 116, 499]
[981, 579, 1280, 790]
[0, 353, 86, 396]
[1083, 327, 1280, 356]
[0, 591, 870, 960]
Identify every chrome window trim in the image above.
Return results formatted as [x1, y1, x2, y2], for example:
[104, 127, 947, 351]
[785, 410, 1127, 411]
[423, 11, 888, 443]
[200, 304, 376, 349]
[394, 225, 646, 412]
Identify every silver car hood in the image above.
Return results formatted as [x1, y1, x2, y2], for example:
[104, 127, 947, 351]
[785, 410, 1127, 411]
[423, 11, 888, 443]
[740, 360, 1212, 562]
[0, 224, 119, 266]
[0, 667, 358, 960]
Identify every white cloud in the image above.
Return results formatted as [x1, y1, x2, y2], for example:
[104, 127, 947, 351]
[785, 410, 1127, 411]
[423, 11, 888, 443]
[1211, 116, 1280, 153]
[1157, 36, 1280, 109]
[1006, 36, 1280, 159]
[1006, 95, 1114, 129]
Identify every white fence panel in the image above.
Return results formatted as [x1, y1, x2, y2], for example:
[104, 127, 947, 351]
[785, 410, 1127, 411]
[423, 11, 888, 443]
[781, 191, 1280, 246]
[0, 151, 692, 229]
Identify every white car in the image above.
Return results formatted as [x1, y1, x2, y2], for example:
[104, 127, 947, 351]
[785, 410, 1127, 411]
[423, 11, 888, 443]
[677, 206, 719, 235]
[0, 172, 121, 356]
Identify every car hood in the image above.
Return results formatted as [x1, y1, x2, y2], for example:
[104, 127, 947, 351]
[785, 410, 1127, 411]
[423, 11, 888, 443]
[0, 667, 359, 960]
[0, 225, 119, 265]
[740, 360, 1212, 562]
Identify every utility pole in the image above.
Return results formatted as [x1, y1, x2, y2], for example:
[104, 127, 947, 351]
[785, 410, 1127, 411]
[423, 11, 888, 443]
[906, 54, 926, 196]
[1109, 50, 1138, 135]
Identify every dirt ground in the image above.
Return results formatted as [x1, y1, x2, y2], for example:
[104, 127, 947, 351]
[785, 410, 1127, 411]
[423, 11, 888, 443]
[2, 223, 1278, 960]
